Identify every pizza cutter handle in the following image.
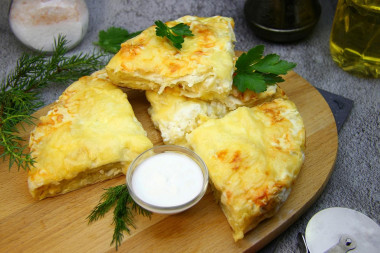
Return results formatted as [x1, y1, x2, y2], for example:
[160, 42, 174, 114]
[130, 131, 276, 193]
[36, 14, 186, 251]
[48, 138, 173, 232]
[325, 234, 356, 253]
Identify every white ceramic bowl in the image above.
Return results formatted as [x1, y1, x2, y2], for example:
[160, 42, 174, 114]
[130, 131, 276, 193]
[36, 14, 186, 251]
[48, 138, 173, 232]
[126, 145, 208, 214]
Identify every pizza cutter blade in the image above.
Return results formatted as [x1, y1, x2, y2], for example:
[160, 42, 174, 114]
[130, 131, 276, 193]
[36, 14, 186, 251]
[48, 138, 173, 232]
[305, 207, 380, 253]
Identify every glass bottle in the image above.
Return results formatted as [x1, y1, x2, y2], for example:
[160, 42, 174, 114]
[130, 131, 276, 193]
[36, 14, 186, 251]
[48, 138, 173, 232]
[9, 0, 89, 52]
[330, 0, 380, 78]
[244, 0, 321, 42]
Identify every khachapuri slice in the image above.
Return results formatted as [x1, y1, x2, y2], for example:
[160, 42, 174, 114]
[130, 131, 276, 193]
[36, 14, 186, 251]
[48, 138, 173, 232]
[187, 98, 305, 241]
[106, 15, 236, 101]
[28, 75, 153, 200]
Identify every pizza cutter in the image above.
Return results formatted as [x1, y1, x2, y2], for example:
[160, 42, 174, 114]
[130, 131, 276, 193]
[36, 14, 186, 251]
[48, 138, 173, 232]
[301, 207, 380, 253]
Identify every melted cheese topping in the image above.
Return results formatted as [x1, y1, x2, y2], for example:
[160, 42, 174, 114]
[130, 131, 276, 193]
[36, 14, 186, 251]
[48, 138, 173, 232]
[146, 85, 287, 147]
[28, 75, 153, 200]
[187, 98, 305, 240]
[106, 16, 236, 101]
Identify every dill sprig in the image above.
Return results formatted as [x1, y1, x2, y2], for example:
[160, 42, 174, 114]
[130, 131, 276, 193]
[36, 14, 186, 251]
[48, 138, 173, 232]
[0, 36, 106, 171]
[87, 184, 151, 250]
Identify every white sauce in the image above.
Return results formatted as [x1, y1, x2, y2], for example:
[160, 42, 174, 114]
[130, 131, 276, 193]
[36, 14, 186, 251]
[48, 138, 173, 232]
[131, 152, 204, 207]
[9, 0, 89, 52]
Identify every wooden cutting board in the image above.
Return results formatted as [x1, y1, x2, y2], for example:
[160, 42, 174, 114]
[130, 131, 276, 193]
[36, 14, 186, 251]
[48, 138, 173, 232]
[0, 71, 338, 253]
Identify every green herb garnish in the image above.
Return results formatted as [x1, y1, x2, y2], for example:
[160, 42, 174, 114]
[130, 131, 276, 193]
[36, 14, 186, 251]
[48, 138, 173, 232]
[0, 36, 106, 171]
[233, 45, 296, 93]
[94, 27, 142, 54]
[87, 184, 151, 250]
[155, 20, 194, 49]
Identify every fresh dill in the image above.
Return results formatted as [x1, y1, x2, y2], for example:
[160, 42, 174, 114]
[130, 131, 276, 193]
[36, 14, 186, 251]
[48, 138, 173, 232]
[0, 36, 106, 171]
[87, 184, 151, 250]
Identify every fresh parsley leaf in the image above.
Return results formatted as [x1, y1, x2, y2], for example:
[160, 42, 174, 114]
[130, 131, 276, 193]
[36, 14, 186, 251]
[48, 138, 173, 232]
[235, 45, 264, 72]
[155, 20, 194, 49]
[233, 72, 267, 93]
[170, 23, 194, 37]
[155, 21, 168, 37]
[233, 45, 296, 93]
[94, 27, 142, 54]
[262, 73, 285, 84]
[253, 54, 297, 75]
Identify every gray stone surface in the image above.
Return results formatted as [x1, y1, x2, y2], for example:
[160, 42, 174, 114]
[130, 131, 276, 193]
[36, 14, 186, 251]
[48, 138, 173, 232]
[1, 0, 379, 252]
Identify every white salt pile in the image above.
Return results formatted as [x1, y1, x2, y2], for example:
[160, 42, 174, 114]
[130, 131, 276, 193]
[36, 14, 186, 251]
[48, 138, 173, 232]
[9, 0, 89, 52]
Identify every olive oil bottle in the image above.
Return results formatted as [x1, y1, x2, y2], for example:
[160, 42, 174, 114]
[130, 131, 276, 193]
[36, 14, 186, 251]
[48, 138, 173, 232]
[330, 0, 380, 78]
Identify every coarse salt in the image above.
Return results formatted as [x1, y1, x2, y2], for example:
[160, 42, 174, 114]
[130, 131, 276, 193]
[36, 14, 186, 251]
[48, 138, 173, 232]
[9, 0, 89, 52]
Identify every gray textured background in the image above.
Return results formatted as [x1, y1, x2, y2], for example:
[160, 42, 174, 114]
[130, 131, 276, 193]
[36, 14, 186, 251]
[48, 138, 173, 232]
[1, 0, 379, 252]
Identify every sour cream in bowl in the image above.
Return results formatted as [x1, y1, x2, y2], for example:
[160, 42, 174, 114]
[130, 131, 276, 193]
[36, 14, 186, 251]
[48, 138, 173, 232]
[126, 145, 208, 214]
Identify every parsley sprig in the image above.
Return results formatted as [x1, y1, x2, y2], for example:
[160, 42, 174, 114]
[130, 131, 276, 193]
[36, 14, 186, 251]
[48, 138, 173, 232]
[94, 27, 142, 54]
[155, 20, 194, 49]
[94, 21, 193, 53]
[87, 184, 151, 250]
[233, 45, 296, 93]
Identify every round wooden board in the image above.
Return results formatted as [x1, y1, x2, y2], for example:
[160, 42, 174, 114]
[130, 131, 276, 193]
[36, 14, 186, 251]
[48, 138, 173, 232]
[0, 71, 338, 253]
